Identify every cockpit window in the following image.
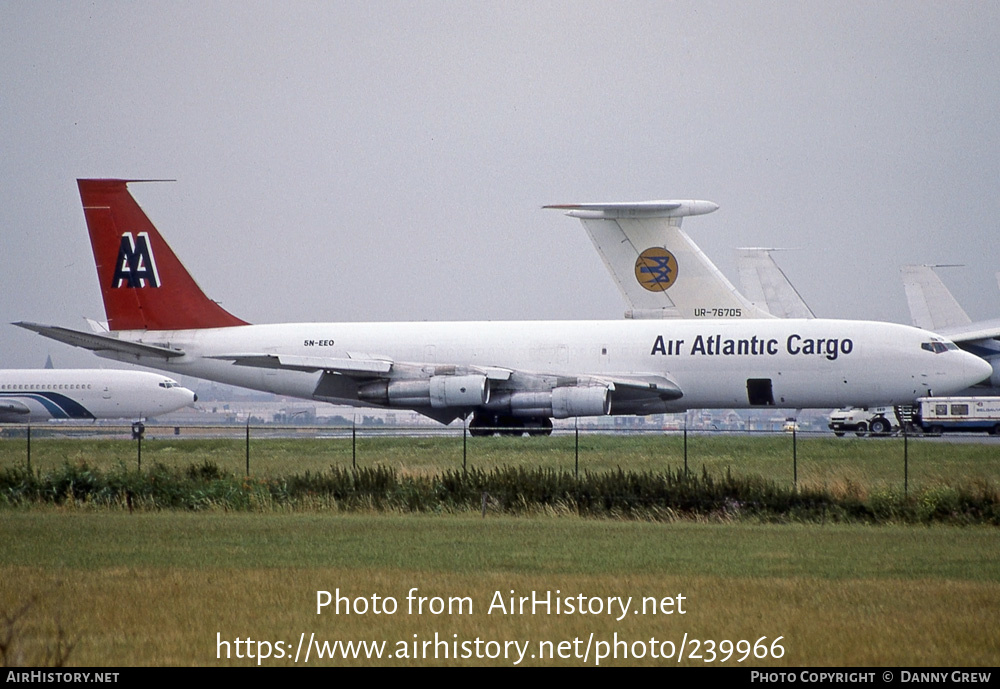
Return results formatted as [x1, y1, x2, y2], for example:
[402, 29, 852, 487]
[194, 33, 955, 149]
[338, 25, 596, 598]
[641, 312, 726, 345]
[921, 341, 949, 354]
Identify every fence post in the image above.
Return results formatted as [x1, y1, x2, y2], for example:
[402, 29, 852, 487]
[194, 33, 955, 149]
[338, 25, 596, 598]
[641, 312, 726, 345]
[463, 420, 468, 476]
[26, 425, 31, 473]
[683, 424, 688, 476]
[245, 422, 250, 476]
[574, 422, 579, 478]
[352, 421, 357, 470]
[792, 427, 798, 491]
[137, 432, 142, 472]
[903, 424, 909, 496]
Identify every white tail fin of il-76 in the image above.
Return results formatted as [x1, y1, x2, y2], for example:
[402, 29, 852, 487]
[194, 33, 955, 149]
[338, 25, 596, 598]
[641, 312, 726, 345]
[545, 201, 774, 319]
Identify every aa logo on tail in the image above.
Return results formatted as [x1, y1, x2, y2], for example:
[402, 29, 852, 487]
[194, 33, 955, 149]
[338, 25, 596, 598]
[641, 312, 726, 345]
[635, 247, 678, 292]
[112, 232, 160, 288]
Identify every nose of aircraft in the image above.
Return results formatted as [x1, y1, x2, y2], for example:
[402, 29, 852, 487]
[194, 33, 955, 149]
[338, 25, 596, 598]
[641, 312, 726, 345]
[964, 351, 994, 388]
[179, 386, 197, 407]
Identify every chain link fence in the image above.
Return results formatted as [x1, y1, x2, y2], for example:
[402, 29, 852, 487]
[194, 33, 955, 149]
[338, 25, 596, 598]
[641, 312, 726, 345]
[3, 422, 998, 496]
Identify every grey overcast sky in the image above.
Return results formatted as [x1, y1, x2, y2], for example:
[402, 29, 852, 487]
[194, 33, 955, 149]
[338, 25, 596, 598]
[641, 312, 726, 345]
[3, 1, 999, 369]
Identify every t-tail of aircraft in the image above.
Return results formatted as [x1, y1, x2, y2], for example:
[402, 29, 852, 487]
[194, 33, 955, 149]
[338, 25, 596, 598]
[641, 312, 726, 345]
[78, 179, 248, 331]
[545, 201, 773, 319]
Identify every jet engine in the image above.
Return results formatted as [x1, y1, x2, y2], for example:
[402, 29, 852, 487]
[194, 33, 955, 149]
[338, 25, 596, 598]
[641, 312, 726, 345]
[357, 374, 490, 409]
[484, 384, 612, 419]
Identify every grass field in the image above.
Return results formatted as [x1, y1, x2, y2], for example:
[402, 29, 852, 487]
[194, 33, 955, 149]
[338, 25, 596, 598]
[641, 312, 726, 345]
[1, 512, 997, 666]
[2, 433, 998, 666]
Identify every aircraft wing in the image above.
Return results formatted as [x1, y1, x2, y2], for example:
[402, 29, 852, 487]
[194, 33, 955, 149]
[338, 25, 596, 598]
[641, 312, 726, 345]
[215, 351, 683, 422]
[933, 319, 1000, 344]
[210, 352, 522, 380]
[208, 353, 393, 375]
[13, 322, 185, 359]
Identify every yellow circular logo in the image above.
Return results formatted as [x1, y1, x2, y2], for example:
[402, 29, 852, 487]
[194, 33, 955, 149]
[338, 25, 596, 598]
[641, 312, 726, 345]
[634, 248, 678, 292]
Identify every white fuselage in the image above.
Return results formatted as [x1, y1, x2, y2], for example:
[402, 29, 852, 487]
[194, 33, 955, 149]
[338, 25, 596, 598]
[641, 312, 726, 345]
[96, 318, 991, 413]
[0, 369, 196, 422]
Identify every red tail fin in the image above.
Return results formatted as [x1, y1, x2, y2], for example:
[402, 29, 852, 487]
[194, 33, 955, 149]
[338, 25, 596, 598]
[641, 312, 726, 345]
[78, 179, 249, 331]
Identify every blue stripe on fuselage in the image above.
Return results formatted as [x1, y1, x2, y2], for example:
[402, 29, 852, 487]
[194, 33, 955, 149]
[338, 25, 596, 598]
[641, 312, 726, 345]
[0, 392, 96, 419]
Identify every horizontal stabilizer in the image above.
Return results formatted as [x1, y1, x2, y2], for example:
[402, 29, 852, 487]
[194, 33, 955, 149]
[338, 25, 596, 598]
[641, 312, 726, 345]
[544, 200, 718, 219]
[13, 322, 184, 359]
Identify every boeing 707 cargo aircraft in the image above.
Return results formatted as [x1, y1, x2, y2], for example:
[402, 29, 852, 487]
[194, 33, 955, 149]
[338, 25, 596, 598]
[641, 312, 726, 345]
[14, 180, 991, 435]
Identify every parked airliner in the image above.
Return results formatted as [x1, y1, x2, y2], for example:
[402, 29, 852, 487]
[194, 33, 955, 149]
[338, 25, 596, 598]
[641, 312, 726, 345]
[900, 265, 1000, 392]
[14, 180, 991, 435]
[0, 368, 196, 423]
[727, 254, 1000, 394]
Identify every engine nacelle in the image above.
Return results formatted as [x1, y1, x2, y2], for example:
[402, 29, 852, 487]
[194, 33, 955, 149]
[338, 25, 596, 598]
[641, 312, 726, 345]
[357, 374, 489, 409]
[483, 385, 612, 418]
[551, 385, 611, 418]
[430, 375, 490, 408]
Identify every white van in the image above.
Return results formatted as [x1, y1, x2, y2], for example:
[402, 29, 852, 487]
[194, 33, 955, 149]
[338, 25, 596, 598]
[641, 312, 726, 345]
[828, 406, 897, 436]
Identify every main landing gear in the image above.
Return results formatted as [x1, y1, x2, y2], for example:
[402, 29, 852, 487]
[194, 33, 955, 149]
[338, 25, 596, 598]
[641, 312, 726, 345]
[468, 412, 553, 437]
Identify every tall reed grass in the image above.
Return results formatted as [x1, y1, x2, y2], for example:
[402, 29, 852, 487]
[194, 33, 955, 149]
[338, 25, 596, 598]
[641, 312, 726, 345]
[2, 460, 996, 524]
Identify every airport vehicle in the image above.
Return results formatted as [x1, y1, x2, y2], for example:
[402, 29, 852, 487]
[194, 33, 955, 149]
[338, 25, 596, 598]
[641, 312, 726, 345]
[0, 368, 195, 422]
[14, 180, 992, 435]
[827, 406, 898, 436]
[781, 417, 800, 433]
[913, 396, 1000, 435]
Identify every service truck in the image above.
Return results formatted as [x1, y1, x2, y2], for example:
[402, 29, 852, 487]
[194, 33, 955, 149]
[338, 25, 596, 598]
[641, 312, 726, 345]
[828, 406, 899, 436]
[913, 397, 1000, 435]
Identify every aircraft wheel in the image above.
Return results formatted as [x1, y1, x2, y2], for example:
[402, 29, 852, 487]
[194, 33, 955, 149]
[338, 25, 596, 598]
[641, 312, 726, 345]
[854, 423, 867, 437]
[499, 418, 526, 436]
[929, 425, 944, 436]
[469, 413, 498, 437]
[870, 418, 891, 435]
[527, 418, 554, 437]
